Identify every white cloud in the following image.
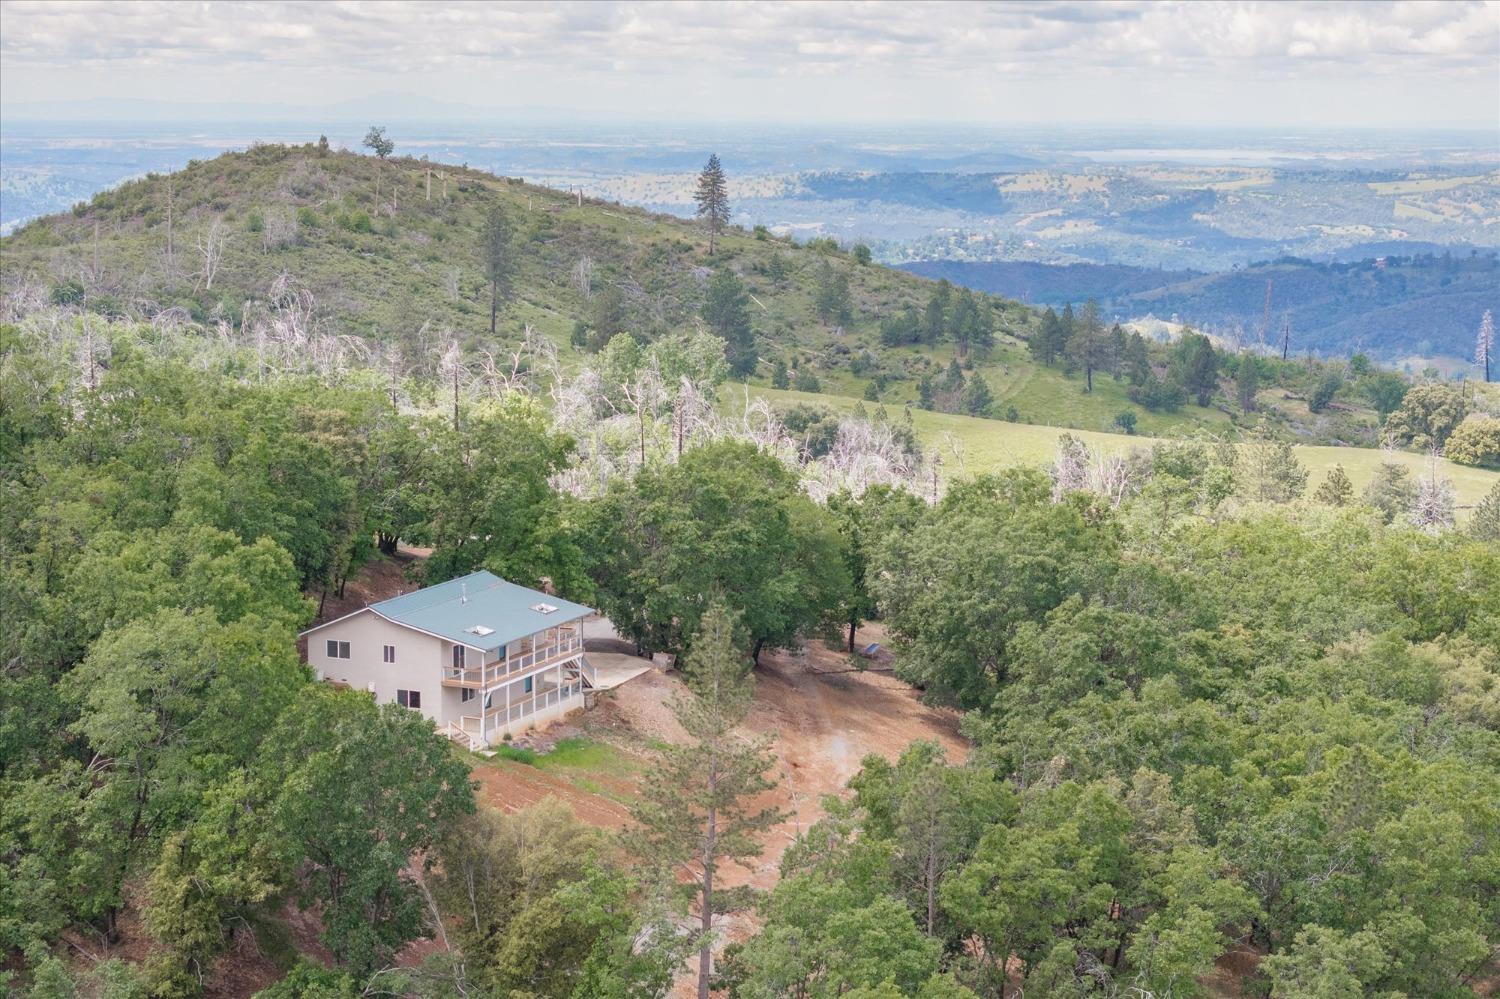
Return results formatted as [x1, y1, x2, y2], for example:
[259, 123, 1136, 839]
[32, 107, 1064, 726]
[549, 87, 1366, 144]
[1, 0, 1496, 125]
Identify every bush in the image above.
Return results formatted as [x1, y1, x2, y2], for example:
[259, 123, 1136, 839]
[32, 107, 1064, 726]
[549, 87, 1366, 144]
[793, 369, 822, 393]
[1445, 416, 1500, 468]
[852, 243, 872, 265]
[296, 206, 321, 229]
[245, 210, 265, 233]
[1114, 411, 1137, 434]
[1308, 373, 1342, 413]
[49, 280, 85, 306]
[1129, 373, 1186, 413]
[342, 211, 374, 234]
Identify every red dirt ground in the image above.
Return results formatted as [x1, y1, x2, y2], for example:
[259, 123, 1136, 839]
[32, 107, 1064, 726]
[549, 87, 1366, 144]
[473, 625, 966, 889]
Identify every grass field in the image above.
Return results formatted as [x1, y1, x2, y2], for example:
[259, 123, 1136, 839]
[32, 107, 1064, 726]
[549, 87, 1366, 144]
[749, 385, 1500, 511]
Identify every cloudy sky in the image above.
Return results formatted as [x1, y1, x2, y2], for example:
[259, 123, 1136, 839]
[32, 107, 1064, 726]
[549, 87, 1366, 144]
[2, 0, 1497, 127]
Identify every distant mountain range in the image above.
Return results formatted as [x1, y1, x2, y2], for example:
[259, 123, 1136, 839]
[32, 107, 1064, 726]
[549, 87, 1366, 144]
[903, 253, 1499, 361]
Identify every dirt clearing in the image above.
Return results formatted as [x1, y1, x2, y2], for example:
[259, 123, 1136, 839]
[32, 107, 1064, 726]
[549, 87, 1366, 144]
[472, 624, 966, 887]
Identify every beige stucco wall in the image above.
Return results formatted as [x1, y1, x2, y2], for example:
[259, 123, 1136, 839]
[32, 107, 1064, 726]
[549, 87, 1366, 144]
[305, 610, 448, 727]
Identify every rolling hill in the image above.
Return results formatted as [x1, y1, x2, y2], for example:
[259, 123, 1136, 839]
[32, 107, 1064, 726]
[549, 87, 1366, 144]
[0, 145, 1398, 445]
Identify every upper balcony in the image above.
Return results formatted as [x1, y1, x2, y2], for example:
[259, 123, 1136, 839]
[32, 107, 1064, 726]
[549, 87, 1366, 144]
[440, 623, 582, 688]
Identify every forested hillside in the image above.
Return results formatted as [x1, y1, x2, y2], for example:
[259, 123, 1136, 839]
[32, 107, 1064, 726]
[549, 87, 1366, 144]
[3, 317, 1498, 997]
[906, 252, 1499, 362]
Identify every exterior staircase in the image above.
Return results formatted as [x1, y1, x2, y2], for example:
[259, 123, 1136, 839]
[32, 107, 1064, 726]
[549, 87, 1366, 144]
[442, 720, 483, 751]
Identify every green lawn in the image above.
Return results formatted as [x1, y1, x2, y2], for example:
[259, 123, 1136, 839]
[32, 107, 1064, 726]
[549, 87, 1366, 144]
[747, 385, 1500, 511]
[492, 736, 638, 777]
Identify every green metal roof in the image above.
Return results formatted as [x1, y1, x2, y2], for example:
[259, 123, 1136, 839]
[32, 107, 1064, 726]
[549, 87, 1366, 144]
[371, 570, 591, 653]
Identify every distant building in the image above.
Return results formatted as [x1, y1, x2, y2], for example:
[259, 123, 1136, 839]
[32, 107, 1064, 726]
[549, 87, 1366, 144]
[300, 570, 594, 749]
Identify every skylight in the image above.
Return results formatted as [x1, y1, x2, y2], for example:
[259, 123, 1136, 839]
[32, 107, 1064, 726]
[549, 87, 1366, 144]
[465, 625, 495, 636]
[531, 603, 558, 614]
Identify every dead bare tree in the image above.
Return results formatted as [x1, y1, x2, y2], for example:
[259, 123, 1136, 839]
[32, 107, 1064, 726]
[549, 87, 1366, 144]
[571, 254, 595, 299]
[195, 216, 227, 291]
[439, 339, 468, 431]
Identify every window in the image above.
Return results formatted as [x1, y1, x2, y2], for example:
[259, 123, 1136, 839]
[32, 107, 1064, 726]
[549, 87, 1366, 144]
[383, 645, 395, 664]
[326, 640, 350, 659]
[396, 689, 421, 709]
[523, 675, 534, 694]
[461, 687, 476, 703]
[452, 646, 466, 669]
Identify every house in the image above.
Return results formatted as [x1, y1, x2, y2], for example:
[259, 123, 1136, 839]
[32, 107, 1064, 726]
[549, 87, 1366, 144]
[300, 570, 595, 749]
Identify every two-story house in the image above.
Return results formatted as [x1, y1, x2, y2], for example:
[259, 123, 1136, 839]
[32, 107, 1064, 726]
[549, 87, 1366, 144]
[300, 570, 594, 749]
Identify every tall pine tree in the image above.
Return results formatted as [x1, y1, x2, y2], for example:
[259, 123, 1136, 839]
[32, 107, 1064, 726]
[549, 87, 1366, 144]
[482, 206, 514, 335]
[694, 154, 730, 256]
[628, 603, 784, 999]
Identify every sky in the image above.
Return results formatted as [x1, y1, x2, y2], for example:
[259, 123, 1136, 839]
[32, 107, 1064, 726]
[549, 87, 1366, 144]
[2, 0, 1498, 128]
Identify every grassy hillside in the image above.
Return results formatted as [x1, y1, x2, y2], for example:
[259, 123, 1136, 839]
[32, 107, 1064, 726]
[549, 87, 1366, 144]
[1, 143, 1311, 442]
[750, 384, 1500, 511]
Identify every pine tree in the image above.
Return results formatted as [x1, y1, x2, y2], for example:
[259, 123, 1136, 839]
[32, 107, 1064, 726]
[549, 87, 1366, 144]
[923, 280, 952, 345]
[1313, 465, 1353, 507]
[1237, 355, 1261, 413]
[917, 373, 936, 410]
[1239, 437, 1308, 503]
[1064, 299, 1108, 393]
[628, 603, 784, 999]
[694, 154, 730, 256]
[1362, 460, 1416, 524]
[1031, 307, 1064, 365]
[1125, 331, 1151, 386]
[961, 374, 994, 417]
[1181, 332, 1219, 407]
[481, 207, 513, 335]
[1469, 480, 1500, 542]
[702, 270, 756, 376]
[813, 259, 852, 326]
[1477, 309, 1495, 383]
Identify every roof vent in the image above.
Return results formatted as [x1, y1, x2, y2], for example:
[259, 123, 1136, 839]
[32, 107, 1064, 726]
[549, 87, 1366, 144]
[466, 625, 495, 636]
[531, 602, 558, 614]
[461, 582, 468, 604]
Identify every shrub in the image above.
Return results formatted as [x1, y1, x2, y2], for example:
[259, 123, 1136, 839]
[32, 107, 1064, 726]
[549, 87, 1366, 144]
[342, 211, 374, 234]
[1114, 411, 1137, 434]
[852, 243, 872, 265]
[296, 206, 321, 229]
[1308, 373, 1342, 413]
[50, 280, 85, 306]
[1445, 416, 1500, 468]
[245, 210, 265, 233]
[793, 369, 822, 393]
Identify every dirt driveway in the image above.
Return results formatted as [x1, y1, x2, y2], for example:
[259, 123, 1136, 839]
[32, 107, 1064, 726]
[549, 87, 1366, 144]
[473, 625, 966, 886]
